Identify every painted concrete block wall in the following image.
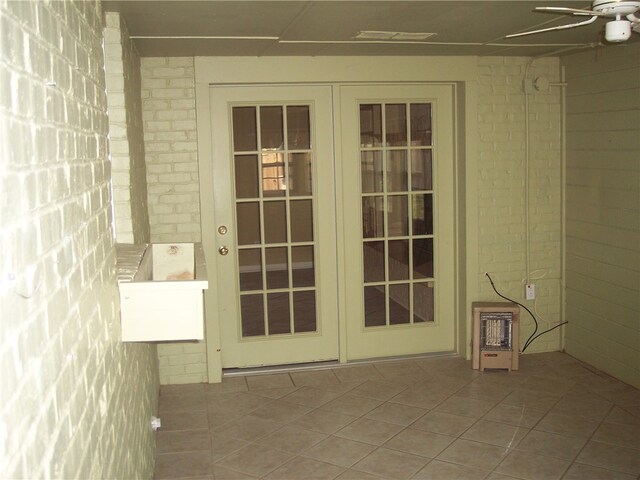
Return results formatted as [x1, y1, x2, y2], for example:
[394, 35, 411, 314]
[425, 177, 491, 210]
[141, 57, 206, 384]
[104, 12, 150, 244]
[0, 1, 158, 477]
[476, 57, 563, 354]
[562, 44, 640, 388]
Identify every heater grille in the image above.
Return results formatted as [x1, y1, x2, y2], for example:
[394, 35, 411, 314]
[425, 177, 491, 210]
[480, 312, 513, 351]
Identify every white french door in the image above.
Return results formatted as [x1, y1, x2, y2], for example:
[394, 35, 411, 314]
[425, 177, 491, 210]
[207, 83, 455, 369]
[340, 84, 456, 360]
[210, 85, 339, 368]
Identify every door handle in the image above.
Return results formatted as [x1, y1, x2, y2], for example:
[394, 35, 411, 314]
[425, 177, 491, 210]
[218, 246, 230, 256]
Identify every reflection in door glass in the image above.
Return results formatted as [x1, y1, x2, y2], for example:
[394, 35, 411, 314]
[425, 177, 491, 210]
[262, 152, 286, 196]
[293, 291, 316, 332]
[360, 104, 382, 147]
[260, 106, 284, 150]
[359, 101, 435, 328]
[389, 284, 410, 325]
[292, 246, 315, 287]
[361, 151, 383, 193]
[386, 150, 408, 192]
[241, 294, 265, 336]
[387, 196, 408, 237]
[364, 286, 386, 327]
[239, 249, 262, 291]
[363, 241, 385, 283]
[233, 107, 257, 151]
[410, 103, 432, 146]
[268, 292, 291, 334]
[263, 201, 287, 243]
[412, 194, 433, 235]
[385, 104, 407, 147]
[290, 200, 313, 242]
[234, 155, 259, 199]
[411, 150, 432, 191]
[413, 282, 434, 323]
[413, 238, 433, 279]
[236, 202, 261, 245]
[362, 196, 384, 238]
[288, 153, 312, 196]
[388, 240, 409, 281]
[287, 106, 311, 149]
[266, 247, 289, 289]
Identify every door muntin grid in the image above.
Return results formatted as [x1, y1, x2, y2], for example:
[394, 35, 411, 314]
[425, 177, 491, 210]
[232, 104, 318, 338]
[359, 102, 435, 328]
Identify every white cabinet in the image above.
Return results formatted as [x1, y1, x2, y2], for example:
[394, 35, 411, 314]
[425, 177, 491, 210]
[116, 243, 208, 342]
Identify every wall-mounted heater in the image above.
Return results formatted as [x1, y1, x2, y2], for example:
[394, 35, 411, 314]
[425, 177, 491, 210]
[472, 302, 520, 371]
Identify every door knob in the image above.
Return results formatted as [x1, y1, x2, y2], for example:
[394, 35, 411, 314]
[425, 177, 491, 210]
[218, 245, 229, 256]
[218, 225, 228, 235]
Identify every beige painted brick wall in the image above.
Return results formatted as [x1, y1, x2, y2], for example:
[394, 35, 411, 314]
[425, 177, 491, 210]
[141, 57, 206, 384]
[0, 1, 158, 477]
[562, 44, 640, 388]
[140, 55, 564, 384]
[476, 56, 563, 354]
[104, 12, 150, 244]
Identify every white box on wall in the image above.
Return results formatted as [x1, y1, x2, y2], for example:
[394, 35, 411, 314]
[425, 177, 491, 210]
[117, 243, 208, 342]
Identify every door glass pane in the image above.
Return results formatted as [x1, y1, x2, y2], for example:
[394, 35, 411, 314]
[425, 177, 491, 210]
[266, 247, 288, 289]
[361, 151, 383, 193]
[260, 106, 283, 150]
[385, 104, 407, 146]
[241, 294, 264, 336]
[290, 200, 313, 242]
[268, 292, 291, 334]
[292, 246, 315, 287]
[387, 196, 408, 236]
[263, 201, 287, 243]
[293, 291, 316, 333]
[410, 103, 432, 146]
[360, 104, 382, 147]
[387, 150, 408, 192]
[413, 282, 434, 323]
[235, 155, 259, 199]
[287, 105, 310, 149]
[362, 196, 384, 238]
[233, 106, 257, 151]
[289, 153, 312, 196]
[388, 240, 409, 281]
[412, 194, 433, 235]
[413, 238, 433, 279]
[262, 152, 286, 197]
[364, 286, 386, 327]
[363, 241, 385, 282]
[389, 284, 410, 325]
[411, 150, 432, 191]
[236, 202, 261, 245]
[239, 249, 262, 291]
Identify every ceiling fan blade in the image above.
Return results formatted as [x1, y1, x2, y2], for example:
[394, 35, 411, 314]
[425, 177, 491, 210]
[505, 15, 599, 38]
[534, 6, 608, 16]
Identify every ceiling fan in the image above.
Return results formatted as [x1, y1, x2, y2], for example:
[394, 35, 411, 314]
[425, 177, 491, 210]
[506, 0, 640, 43]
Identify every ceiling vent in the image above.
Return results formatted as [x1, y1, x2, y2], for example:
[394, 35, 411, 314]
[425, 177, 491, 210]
[355, 31, 437, 40]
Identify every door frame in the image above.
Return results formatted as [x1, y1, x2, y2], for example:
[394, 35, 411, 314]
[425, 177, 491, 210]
[195, 57, 480, 383]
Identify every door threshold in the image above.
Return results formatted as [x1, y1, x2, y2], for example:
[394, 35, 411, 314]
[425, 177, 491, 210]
[222, 351, 458, 377]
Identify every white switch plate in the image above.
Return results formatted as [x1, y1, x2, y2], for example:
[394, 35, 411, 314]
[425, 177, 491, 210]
[525, 284, 536, 300]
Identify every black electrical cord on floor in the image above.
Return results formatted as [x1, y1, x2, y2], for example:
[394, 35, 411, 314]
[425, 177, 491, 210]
[485, 273, 568, 352]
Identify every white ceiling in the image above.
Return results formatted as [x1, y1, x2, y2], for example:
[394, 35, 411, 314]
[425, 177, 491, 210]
[102, 1, 640, 57]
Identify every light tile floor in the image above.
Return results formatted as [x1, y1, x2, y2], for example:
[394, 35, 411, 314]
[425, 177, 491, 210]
[154, 352, 640, 480]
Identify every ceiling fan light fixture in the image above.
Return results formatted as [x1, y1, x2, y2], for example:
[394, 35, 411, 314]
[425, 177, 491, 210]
[605, 18, 632, 41]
